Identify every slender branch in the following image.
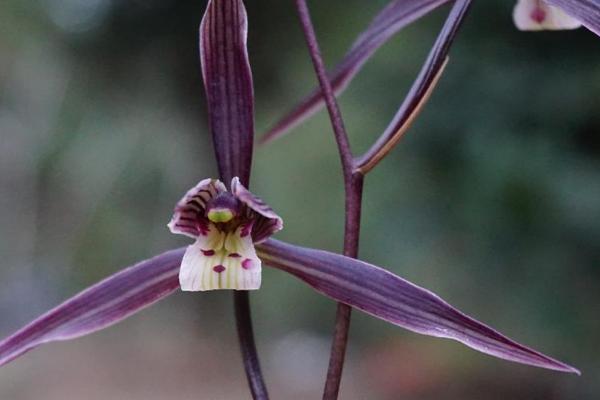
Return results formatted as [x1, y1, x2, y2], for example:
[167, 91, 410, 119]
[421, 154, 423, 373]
[294, 0, 354, 177]
[294, 1, 364, 398]
[293, 1, 472, 398]
[234, 291, 269, 400]
[324, 174, 363, 399]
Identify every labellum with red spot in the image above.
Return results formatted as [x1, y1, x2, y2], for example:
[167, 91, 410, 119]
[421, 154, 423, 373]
[513, 0, 582, 30]
[168, 177, 282, 291]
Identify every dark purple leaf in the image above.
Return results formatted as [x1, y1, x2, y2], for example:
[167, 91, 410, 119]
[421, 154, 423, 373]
[260, 0, 451, 144]
[356, 0, 471, 173]
[200, 0, 254, 185]
[546, 0, 600, 35]
[257, 239, 580, 374]
[0, 249, 184, 367]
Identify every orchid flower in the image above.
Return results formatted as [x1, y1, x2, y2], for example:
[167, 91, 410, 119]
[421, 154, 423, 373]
[168, 177, 282, 291]
[0, 0, 583, 399]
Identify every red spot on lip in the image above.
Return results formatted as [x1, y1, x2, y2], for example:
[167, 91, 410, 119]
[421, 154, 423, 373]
[530, 6, 546, 23]
[213, 265, 226, 273]
[242, 259, 253, 270]
[202, 250, 215, 256]
[228, 253, 241, 258]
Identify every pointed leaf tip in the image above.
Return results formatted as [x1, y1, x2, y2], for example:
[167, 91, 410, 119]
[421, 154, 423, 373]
[257, 239, 580, 374]
[200, 0, 255, 185]
[0, 248, 184, 367]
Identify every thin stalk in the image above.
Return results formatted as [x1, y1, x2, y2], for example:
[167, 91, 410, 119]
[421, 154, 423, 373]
[294, 1, 364, 398]
[294, 0, 354, 174]
[294, 1, 472, 398]
[234, 291, 269, 400]
[324, 173, 363, 399]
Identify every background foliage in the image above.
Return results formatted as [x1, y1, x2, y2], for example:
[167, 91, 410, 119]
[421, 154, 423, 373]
[0, 1, 598, 399]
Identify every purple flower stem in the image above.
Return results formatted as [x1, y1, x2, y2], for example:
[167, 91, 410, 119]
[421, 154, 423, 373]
[294, 0, 364, 398]
[326, 173, 364, 399]
[234, 291, 269, 400]
[293, 0, 354, 175]
[294, 0, 471, 397]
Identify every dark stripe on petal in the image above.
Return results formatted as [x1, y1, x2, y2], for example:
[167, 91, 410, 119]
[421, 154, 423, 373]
[200, 0, 254, 185]
[231, 177, 283, 243]
[169, 179, 225, 238]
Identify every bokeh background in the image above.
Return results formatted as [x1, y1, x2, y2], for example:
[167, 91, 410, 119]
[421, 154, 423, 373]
[1, 1, 599, 399]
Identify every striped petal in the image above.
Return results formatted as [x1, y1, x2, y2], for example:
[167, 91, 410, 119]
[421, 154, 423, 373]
[514, 0, 582, 31]
[260, 0, 451, 144]
[0, 249, 184, 367]
[231, 177, 283, 243]
[200, 0, 255, 185]
[545, 0, 600, 35]
[168, 178, 226, 238]
[257, 239, 580, 374]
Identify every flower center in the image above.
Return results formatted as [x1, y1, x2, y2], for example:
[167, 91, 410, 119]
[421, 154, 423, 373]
[206, 192, 240, 224]
[207, 208, 234, 223]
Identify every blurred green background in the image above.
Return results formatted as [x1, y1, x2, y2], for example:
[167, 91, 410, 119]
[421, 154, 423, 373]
[1, 1, 598, 399]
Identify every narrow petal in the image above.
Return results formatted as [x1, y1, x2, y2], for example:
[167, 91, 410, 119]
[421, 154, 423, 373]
[260, 0, 451, 144]
[200, 0, 255, 185]
[168, 178, 226, 238]
[356, 0, 471, 173]
[231, 177, 283, 243]
[514, 0, 582, 31]
[0, 249, 184, 367]
[546, 0, 600, 35]
[257, 239, 580, 374]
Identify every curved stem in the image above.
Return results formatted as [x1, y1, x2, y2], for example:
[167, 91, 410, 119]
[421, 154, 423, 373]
[294, 1, 363, 398]
[294, 1, 472, 398]
[294, 0, 354, 175]
[234, 291, 269, 400]
[324, 173, 363, 399]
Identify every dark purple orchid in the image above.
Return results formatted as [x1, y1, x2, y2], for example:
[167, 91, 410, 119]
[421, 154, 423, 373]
[0, 0, 587, 399]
